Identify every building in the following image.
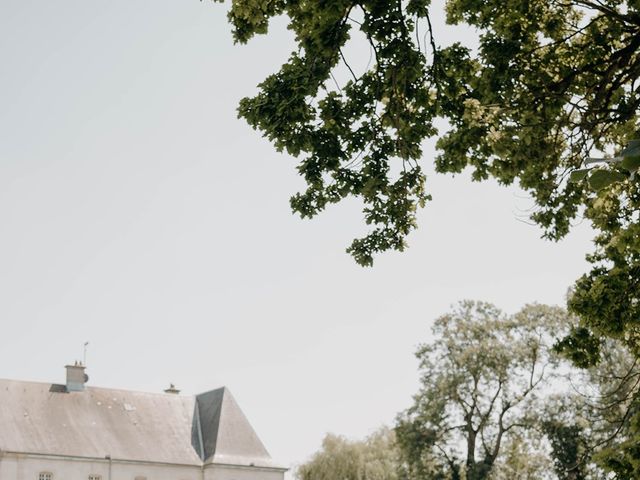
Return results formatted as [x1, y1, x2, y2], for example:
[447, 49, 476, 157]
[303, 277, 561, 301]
[0, 364, 287, 480]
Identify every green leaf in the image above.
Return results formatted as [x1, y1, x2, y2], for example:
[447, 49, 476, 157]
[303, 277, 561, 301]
[620, 155, 640, 172]
[587, 169, 627, 190]
[620, 140, 640, 157]
[568, 169, 590, 183]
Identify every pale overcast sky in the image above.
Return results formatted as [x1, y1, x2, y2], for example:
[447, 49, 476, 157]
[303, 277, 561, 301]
[0, 0, 594, 474]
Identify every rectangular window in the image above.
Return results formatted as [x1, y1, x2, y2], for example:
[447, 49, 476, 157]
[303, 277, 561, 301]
[39, 473, 52, 480]
[89, 475, 101, 480]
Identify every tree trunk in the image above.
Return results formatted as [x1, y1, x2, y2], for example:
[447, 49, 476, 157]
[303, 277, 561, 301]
[466, 430, 479, 480]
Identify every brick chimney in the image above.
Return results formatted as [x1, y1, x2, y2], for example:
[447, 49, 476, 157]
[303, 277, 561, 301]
[65, 361, 88, 392]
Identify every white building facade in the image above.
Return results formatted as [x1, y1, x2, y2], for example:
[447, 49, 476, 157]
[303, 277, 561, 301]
[0, 365, 287, 480]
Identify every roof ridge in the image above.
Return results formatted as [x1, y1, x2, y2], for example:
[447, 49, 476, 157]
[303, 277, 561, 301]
[212, 387, 228, 454]
[0, 378, 193, 398]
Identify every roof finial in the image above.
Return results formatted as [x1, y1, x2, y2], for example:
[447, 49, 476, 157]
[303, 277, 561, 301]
[164, 383, 180, 394]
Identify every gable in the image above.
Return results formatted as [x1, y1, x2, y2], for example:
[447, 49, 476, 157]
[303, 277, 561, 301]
[195, 387, 273, 467]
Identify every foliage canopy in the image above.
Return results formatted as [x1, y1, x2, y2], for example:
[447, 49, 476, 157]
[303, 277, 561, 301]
[395, 301, 639, 479]
[214, 0, 639, 266]
[396, 301, 572, 480]
[296, 427, 400, 480]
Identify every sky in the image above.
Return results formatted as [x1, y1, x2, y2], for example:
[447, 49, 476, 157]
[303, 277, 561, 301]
[0, 0, 595, 474]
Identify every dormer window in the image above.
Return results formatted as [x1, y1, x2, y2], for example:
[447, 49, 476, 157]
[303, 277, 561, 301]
[38, 473, 53, 480]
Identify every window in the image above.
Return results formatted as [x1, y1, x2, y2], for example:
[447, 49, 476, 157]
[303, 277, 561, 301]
[134, 477, 147, 480]
[89, 476, 102, 480]
[39, 473, 52, 480]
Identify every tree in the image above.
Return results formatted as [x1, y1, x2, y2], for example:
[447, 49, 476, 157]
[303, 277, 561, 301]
[572, 339, 640, 477]
[395, 301, 572, 480]
[296, 427, 401, 480]
[541, 396, 593, 480]
[212, 0, 639, 264]
[488, 430, 554, 480]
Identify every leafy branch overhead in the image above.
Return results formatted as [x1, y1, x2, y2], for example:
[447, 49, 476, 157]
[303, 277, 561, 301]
[216, 0, 442, 266]
[214, 0, 640, 266]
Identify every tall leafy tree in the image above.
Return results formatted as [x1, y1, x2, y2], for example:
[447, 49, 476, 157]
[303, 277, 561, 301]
[395, 301, 572, 480]
[394, 301, 640, 479]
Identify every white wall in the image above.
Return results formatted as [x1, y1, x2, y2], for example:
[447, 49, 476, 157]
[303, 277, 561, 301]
[0, 453, 286, 480]
[0, 454, 200, 480]
[204, 465, 285, 480]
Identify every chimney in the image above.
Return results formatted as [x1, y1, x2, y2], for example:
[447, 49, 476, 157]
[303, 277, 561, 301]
[65, 361, 88, 392]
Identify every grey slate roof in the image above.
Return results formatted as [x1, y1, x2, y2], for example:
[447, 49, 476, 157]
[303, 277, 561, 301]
[0, 379, 282, 469]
